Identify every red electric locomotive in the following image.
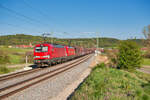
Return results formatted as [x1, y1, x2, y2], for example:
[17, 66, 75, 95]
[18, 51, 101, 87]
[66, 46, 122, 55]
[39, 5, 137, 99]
[34, 43, 76, 67]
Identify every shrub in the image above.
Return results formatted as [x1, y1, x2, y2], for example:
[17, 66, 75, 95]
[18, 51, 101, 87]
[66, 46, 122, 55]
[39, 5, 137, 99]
[117, 41, 142, 70]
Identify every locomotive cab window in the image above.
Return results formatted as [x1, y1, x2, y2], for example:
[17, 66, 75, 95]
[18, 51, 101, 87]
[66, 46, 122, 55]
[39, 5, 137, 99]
[35, 46, 48, 52]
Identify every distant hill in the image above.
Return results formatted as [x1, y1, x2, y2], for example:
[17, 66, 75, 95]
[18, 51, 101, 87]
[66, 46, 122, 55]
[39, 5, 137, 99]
[127, 39, 144, 47]
[0, 34, 144, 48]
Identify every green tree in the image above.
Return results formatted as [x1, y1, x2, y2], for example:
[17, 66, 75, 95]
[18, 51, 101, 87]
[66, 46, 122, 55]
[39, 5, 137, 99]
[117, 41, 142, 70]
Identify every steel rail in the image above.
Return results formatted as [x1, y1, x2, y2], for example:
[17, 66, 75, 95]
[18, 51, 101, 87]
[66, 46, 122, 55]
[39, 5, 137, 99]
[0, 68, 41, 82]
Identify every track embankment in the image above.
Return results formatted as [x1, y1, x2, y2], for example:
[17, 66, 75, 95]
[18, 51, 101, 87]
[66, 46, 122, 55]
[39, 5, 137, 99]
[51, 54, 106, 100]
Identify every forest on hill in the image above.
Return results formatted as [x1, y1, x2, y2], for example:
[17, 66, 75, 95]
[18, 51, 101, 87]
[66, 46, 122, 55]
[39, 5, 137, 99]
[0, 34, 144, 48]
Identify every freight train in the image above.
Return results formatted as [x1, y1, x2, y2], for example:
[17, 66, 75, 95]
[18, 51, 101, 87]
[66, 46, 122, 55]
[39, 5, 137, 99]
[34, 43, 94, 67]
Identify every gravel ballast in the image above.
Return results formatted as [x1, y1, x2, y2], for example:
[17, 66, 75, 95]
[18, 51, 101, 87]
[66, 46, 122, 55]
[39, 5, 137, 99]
[5, 55, 95, 100]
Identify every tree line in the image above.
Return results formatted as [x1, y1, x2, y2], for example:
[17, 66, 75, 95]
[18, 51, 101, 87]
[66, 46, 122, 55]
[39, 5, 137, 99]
[0, 34, 144, 48]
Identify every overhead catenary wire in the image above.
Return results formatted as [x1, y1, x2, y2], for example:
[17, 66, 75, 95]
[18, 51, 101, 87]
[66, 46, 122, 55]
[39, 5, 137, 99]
[0, 3, 52, 35]
[0, 9, 43, 28]
[0, 4, 50, 27]
[0, 10, 48, 33]
[22, 0, 54, 34]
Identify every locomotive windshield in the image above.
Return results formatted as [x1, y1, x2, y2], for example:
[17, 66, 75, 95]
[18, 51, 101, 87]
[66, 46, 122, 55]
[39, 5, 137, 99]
[35, 46, 48, 52]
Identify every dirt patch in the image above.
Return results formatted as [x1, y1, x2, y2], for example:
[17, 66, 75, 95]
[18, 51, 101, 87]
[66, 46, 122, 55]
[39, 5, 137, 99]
[89, 54, 109, 68]
[142, 65, 150, 69]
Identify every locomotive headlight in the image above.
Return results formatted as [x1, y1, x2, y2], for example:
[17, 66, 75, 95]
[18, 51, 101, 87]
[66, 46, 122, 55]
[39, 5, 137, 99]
[34, 56, 40, 58]
[43, 55, 50, 58]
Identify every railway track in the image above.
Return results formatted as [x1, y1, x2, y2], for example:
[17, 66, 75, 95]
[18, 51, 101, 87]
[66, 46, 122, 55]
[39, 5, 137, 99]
[0, 56, 88, 82]
[0, 54, 92, 99]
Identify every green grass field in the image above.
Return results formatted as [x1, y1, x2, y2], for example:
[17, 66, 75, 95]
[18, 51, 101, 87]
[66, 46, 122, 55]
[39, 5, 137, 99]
[0, 47, 33, 74]
[0, 47, 33, 64]
[70, 64, 150, 100]
[142, 58, 150, 66]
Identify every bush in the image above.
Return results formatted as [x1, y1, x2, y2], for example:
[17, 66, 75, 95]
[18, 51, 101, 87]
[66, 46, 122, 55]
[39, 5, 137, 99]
[117, 41, 142, 70]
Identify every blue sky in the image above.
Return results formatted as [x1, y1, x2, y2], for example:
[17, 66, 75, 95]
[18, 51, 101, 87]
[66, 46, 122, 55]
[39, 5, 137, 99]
[0, 0, 150, 39]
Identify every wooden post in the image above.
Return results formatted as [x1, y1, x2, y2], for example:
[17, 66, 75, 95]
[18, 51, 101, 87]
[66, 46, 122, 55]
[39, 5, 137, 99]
[26, 56, 28, 67]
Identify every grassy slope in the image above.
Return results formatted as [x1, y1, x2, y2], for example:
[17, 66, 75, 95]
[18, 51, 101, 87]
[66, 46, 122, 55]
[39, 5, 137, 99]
[70, 64, 150, 100]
